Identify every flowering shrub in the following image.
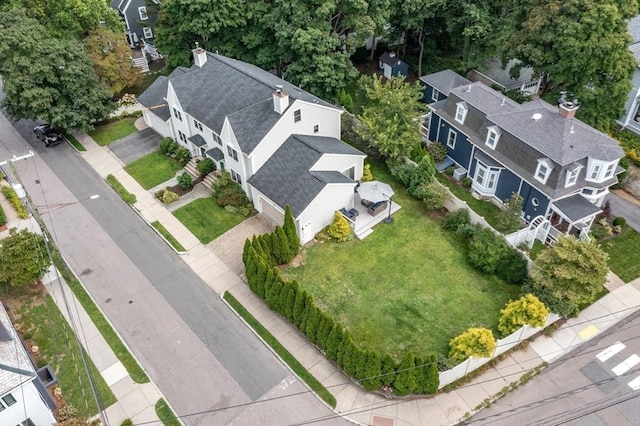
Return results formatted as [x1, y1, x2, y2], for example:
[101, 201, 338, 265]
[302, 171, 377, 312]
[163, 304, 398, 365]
[117, 93, 138, 107]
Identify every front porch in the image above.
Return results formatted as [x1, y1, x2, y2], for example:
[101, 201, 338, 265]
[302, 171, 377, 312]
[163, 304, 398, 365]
[340, 194, 401, 240]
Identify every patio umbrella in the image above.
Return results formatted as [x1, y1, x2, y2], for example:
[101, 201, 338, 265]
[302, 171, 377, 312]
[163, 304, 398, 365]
[356, 181, 394, 203]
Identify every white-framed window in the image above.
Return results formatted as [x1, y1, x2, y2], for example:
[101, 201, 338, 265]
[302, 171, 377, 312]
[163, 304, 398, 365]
[173, 107, 182, 121]
[212, 132, 222, 145]
[2, 393, 17, 407]
[586, 159, 618, 182]
[227, 145, 238, 161]
[455, 102, 468, 124]
[193, 119, 203, 132]
[604, 162, 616, 179]
[313, 124, 319, 133]
[535, 159, 553, 184]
[431, 89, 440, 101]
[474, 163, 499, 193]
[565, 167, 580, 187]
[589, 164, 601, 180]
[446, 129, 456, 149]
[178, 130, 187, 143]
[138, 6, 148, 20]
[230, 169, 242, 184]
[294, 109, 302, 122]
[143, 27, 153, 39]
[485, 126, 500, 149]
[343, 165, 355, 180]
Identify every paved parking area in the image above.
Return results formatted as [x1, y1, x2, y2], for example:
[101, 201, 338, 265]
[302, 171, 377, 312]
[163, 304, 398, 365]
[108, 127, 162, 165]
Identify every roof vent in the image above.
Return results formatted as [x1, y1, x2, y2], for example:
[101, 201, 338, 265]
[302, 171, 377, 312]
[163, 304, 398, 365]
[275, 84, 283, 94]
[466, 85, 472, 92]
[532, 113, 542, 121]
[501, 98, 505, 106]
[570, 125, 575, 134]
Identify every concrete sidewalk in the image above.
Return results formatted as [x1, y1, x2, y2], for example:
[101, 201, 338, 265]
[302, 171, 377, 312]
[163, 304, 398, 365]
[58, 132, 640, 425]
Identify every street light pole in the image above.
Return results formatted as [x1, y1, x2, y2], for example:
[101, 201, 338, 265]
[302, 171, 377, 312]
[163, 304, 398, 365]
[384, 194, 393, 224]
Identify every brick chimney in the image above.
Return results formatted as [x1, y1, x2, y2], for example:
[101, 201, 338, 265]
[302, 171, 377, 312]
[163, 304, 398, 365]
[192, 42, 207, 68]
[273, 85, 289, 114]
[557, 91, 579, 119]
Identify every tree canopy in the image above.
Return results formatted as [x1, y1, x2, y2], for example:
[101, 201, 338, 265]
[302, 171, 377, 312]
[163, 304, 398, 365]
[0, 8, 114, 131]
[0, 228, 50, 288]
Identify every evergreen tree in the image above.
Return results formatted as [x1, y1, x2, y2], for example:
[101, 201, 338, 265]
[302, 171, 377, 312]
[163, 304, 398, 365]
[281, 281, 295, 321]
[274, 226, 292, 264]
[245, 248, 260, 292]
[252, 235, 266, 260]
[394, 351, 417, 396]
[381, 354, 397, 387]
[361, 350, 383, 391]
[283, 205, 300, 254]
[242, 238, 252, 265]
[325, 323, 344, 362]
[299, 293, 315, 332]
[305, 305, 320, 344]
[263, 268, 275, 304]
[341, 338, 358, 377]
[292, 290, 307, 328]
[424, 354, 439, 394]
[315, 313, 334, 349]
[336, 330, 351, 369]
[254, 258, 269, 299]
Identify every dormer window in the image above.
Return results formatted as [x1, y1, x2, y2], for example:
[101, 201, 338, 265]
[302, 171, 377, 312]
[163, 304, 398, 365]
[455, 102, 468, 124]
[485, 126, 501, 149]
[586, 159, 617, 183]
[138, 6, 148, 20]
[565, 165, 581, 187]
[604, 163, 616, 179]
[535, 159, 553, 184]
[431, 89, 440, 102]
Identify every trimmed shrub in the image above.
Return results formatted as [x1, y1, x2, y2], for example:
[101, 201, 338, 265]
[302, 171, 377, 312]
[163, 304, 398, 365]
[361, 163, 374, 182]
[498, 294, 549, 337]
[467, 228, 511, 273]
[612, 216, 626, 227]
[161, 190, 179, 204]
[196, 158, 216, 175]
[394, 351, 417, 396]
[175, 147, 191, 166]
[415, 354, 439, 394]
[445, 166, 455, 176]
[461, 176, 472, 188]
[159, 137, 177, 155]
[413, 180, 449, 210]
[456, 222, 482, 239]
[380, 354, 397, 387]
[495, 249, 529, 284]
[360, 350, 383, 391]
[1, 186, 30, 219]
[448, 328, 496, 364]
[427, 142, 448, 162]
[442, 209, 470, 231]
[326, 212, 353, 242]
[177, 172, 193, 189]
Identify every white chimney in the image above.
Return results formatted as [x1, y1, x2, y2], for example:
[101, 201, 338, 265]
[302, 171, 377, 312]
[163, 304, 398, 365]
[273, 85, 289, 114]
[192, 42, 207, 68]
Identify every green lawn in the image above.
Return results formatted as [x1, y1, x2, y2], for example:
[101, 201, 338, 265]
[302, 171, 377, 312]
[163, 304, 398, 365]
[124, 151, 183, 190]
[600, 227, 640, 283]
[89, 117, 138, 146]
[283, 162, 520, 357]
[436, 174, 504, 229]
[173, 197, 248, 244]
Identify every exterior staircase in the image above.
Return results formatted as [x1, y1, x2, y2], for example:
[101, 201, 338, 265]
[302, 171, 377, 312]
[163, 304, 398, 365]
[131, 55, 149, 73]
[203, 172, 218, 190]
[184, 157, 202, 180]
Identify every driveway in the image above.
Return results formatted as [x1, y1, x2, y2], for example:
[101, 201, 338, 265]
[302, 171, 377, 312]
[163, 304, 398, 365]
[606, 191, 640, 232]
[108, 127, 162, 164]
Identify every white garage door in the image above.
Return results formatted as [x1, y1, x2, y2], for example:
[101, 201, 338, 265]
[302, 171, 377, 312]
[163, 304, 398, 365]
[260, 197, 284, 225]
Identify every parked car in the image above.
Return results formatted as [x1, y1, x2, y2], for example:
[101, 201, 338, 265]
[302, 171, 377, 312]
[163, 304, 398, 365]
[33, 124, 63, 147]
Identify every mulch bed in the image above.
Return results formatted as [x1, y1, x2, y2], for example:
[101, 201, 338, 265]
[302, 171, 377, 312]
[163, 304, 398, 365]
[166, 175, 205, 196]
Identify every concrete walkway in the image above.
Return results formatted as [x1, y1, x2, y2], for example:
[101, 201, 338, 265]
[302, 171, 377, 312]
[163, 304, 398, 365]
[34, 131, 640, 425]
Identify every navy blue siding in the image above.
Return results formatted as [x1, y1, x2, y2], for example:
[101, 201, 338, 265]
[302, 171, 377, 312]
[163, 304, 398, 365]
[434, 119, 473, 168]
[495, 169, 520, 201]
[392, 62, 409, 77]
[427, 113, 439, 142]
[421, 83, 447, 104]
[519, 181, 549, 221]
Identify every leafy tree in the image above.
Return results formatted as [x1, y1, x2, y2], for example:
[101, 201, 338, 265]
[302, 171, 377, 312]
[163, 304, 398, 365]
[85, 28, 141, 95]
[0, 9, 114, 132]
[498, 294, 549, 337]
[394, 351, 417, 396]
[357, 74, 426, 162]
[0, 228, 50, 288]
[495, 193, 524, 234]
[530, 235, 609, 316]
[448, 327, 496, 364]
[326, 212, 353, 242]
[504, 0, 637, 131]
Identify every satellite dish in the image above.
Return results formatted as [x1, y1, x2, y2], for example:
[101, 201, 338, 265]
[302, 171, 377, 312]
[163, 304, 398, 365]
[532, 113, 542, 121]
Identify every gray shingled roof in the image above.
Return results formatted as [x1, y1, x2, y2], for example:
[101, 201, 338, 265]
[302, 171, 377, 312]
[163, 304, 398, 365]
[628, 15, 640, 63]
[206, 147, 224, 161]
[227, 99, 283, 154]
[379, 52, 404, 66]
[0, 303, 35, 396]
[487, 99, 623, 165]
[248, 135, 363, 216]
[138, 76, 167, 111]
[188, 134, 206, 147]
[420, 70, 471, 96]
[450, 82, 520, 116]
[553, 194, 601, 221]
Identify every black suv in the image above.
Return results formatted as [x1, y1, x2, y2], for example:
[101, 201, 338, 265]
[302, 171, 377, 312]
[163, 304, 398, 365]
[33, 124, 63, 147]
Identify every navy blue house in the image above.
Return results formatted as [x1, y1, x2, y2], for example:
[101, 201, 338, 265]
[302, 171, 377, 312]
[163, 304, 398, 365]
[420, 70, 624, 237]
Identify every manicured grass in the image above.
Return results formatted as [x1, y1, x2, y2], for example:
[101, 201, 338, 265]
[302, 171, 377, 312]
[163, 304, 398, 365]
[6, 285, 116, 419]
[124, 151, 183, 190]
[173, 197, 248, 244]
[152, 220, 186, 252]
[223, 292, 337, 408]
[63, 132, 86, 151]
[51, 250, 149, 384]
[436, 174, 504, 229]
[155, 398, 180, 426]
[600, 227, 640, 283]
[106, 174, 137, 204]
[88, 116, 138, 146]
[283, 162, 520, 357]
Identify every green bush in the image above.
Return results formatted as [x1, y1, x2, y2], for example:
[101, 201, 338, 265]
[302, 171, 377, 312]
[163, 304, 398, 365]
[196, 158, 216, 175]
[177, 172, 193, 189]
[442, 209, 470, 231]
[326, 212, 353, 242]
[590, 218, 613, 240]
[448, 327, 496, 364]
[161, 189, 180, 204]
[175, 147, 191, 166]
[445, 166, 455, 176]
[361, 163, 373, 182]
[413, 180, 449, 210]
[456, 222, 483, 239]
[0, 201, 6, 225]
[495, 193, 524, 234]
[467, 228, 511, 274]
[427, 142, 448, 162]
[497, 294, 549, 337]
[612, 216, 626, 227]
[495, 249, 529, 284]
[1, 186, 30, 219]
[159, 137, 177, 155]
[461, 176, 472, 188]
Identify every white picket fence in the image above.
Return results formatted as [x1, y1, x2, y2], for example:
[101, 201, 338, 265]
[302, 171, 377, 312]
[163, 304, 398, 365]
[438, 312, 561, 389]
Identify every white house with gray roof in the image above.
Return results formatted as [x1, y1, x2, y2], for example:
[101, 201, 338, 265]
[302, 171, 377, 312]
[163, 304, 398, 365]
[139, 48, 366, 243]
[0, 303, 56, 426]
[422, 71, 624, 239]
[617, 14, 640, 134]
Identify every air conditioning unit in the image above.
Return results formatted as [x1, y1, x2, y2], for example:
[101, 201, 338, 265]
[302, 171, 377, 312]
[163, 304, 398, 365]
[453, 167, 467, 182]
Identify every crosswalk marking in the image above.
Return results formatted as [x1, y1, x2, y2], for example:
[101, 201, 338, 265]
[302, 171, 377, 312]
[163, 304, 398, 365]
[612, 354, 640, 376]
[596, 341, 626, 362]
[628, 376, 640, 391]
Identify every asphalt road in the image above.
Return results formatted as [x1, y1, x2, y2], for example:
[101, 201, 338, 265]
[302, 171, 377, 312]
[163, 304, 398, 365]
[0, 110, 348, 425]
[467, 312, 640, 426]
[606, 193, 640, 232]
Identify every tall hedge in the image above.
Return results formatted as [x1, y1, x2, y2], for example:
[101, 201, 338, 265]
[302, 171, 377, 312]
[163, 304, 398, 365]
[283, 205, 300, 254]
